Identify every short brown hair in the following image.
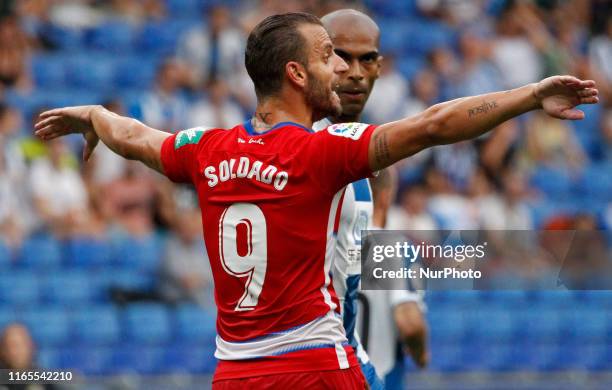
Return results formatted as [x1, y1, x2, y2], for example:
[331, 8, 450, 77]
[245, 12, 322, 100]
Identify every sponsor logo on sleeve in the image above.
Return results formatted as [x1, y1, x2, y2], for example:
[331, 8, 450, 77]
[326, 123, 370, 140]
[174, 127, 210, 149]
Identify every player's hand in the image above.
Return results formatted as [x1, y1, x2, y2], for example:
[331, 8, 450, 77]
[533, 75, 599, 120]
[35, 105, 101, 161]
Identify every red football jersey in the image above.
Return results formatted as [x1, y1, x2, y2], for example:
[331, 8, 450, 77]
[161, 120, 376, 380]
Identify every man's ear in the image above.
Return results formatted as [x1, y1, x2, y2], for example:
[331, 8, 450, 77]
[375, 55, 384, 79]
[286, 61, 307, 89]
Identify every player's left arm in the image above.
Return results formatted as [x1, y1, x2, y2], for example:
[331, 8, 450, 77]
[368, 75, 599, 171]
[394, 301, 429, 368]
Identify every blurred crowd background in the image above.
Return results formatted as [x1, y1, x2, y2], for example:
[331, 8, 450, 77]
[0, 0, 610, 387]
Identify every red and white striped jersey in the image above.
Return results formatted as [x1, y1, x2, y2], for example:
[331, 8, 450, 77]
[160, 120, 376, 380]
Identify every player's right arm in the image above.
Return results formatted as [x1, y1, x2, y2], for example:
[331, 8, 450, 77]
[368, 75, 599, 171]
[34, 105, 169, 174]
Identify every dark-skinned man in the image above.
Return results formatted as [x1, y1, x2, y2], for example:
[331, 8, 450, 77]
[313, 9, 428, 389]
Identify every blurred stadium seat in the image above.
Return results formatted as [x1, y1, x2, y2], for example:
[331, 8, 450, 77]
[43, 270, 93, 305]
[73, 305, 121, 346]
[22, 308, 70, 347]
[0, 271, 40, 305]
[123, 304, 172, 345]
[19, 235, 62, 269]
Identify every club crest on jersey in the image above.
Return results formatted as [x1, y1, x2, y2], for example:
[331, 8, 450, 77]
[174, 127, 209, 149]
[327, 122, 369, 140]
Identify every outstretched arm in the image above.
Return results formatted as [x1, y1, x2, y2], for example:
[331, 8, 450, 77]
[368, 75, 599, 171]
[35, 105, 170, 173]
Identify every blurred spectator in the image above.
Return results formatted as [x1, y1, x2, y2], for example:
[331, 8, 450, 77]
[427, 46, 460, 100]
[599, 108, 612, 161]
[402, 69, 439, 117]
[107, 0, 165, 25]
[425, 167, 479, 229]
[416, 0, 487, 27]
[523, 111, 586, 171]
[467, 168, 533, 230]
[101, 161, 157, 237]
[454, 30, 502, 96]
[187, 79, 245, 129]
[48, 0, 102, 29]
[0, 103, 30, 247]
[364, 55, 409, 123]
[177, 5, 244, 86]
[29, 138, 88, 237]
[160, 207, 213, 307]
[589, 16, 612, 100]
[387, 185, 438, 231]
[0, 15, 32, 92]
[432, 141, 479, 191]
[129, 60, 189, 131]
[0, 323, 58, 389]
[0, 324, 34, 369]
[491, 2, 542, 88]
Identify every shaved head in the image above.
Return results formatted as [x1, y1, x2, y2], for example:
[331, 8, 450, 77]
[321, 9, 380, 45]
[321, 9, 382, 122]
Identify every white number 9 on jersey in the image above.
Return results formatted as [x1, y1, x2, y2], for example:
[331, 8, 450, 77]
[219, 203, 267, 311]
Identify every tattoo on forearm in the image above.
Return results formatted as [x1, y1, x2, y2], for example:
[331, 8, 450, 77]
[467, 101, 498, 118]
[374, 132, 391, 165]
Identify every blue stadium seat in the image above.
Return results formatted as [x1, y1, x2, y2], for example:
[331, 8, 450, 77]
[529, 290, 575, 310]
[86, 21, 135, 53]
[428, 309, 468, 342]
[517, 310, 563, 342]
[95, 267, 156, 292]
[397, 57, 425, 81]
[37, 348, 62, 370]
[65, 237, 112, 268]
[38, 24, 84, 51]
[0, 271, 39, 305]
[428, 345, 465, 372]
[123, 304, 171, 344]
[108, 345, 164, 374]
[73, 305, 121, 346]
[22, 308, 69, 347]
[165, 0, 203, 16]
[575, 163, 612, 202]
[530, 166, 572, 200]
[566, 309, 609, 343]
[405, 21, 456, 55]
[60, 347, 113, 376]
[174, 305, 216, 343]
[582, 345, 612, 371]
[0, 241, 11, 267]
[114, 56, 159, 89]
[31, 54, 67, 88]
[466, 309, 516, 342]
[19, 235, 62, 269]
[376, 19, 406, 55]
[43, 270, 93, 305]
[0, 307, 16, 330]
[137, 20, 188, 56]
[113, 234, 163, 272]
[66, 55, 115, 91]
[162, 344, 217, 374]
[365, 0, 418, 17]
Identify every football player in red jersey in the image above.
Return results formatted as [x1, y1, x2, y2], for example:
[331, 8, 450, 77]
[35, 12, 598, 389]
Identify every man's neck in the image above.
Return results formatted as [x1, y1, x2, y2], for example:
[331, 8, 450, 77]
[330, 113, 361, 124]
[251, 92, 313, 133]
